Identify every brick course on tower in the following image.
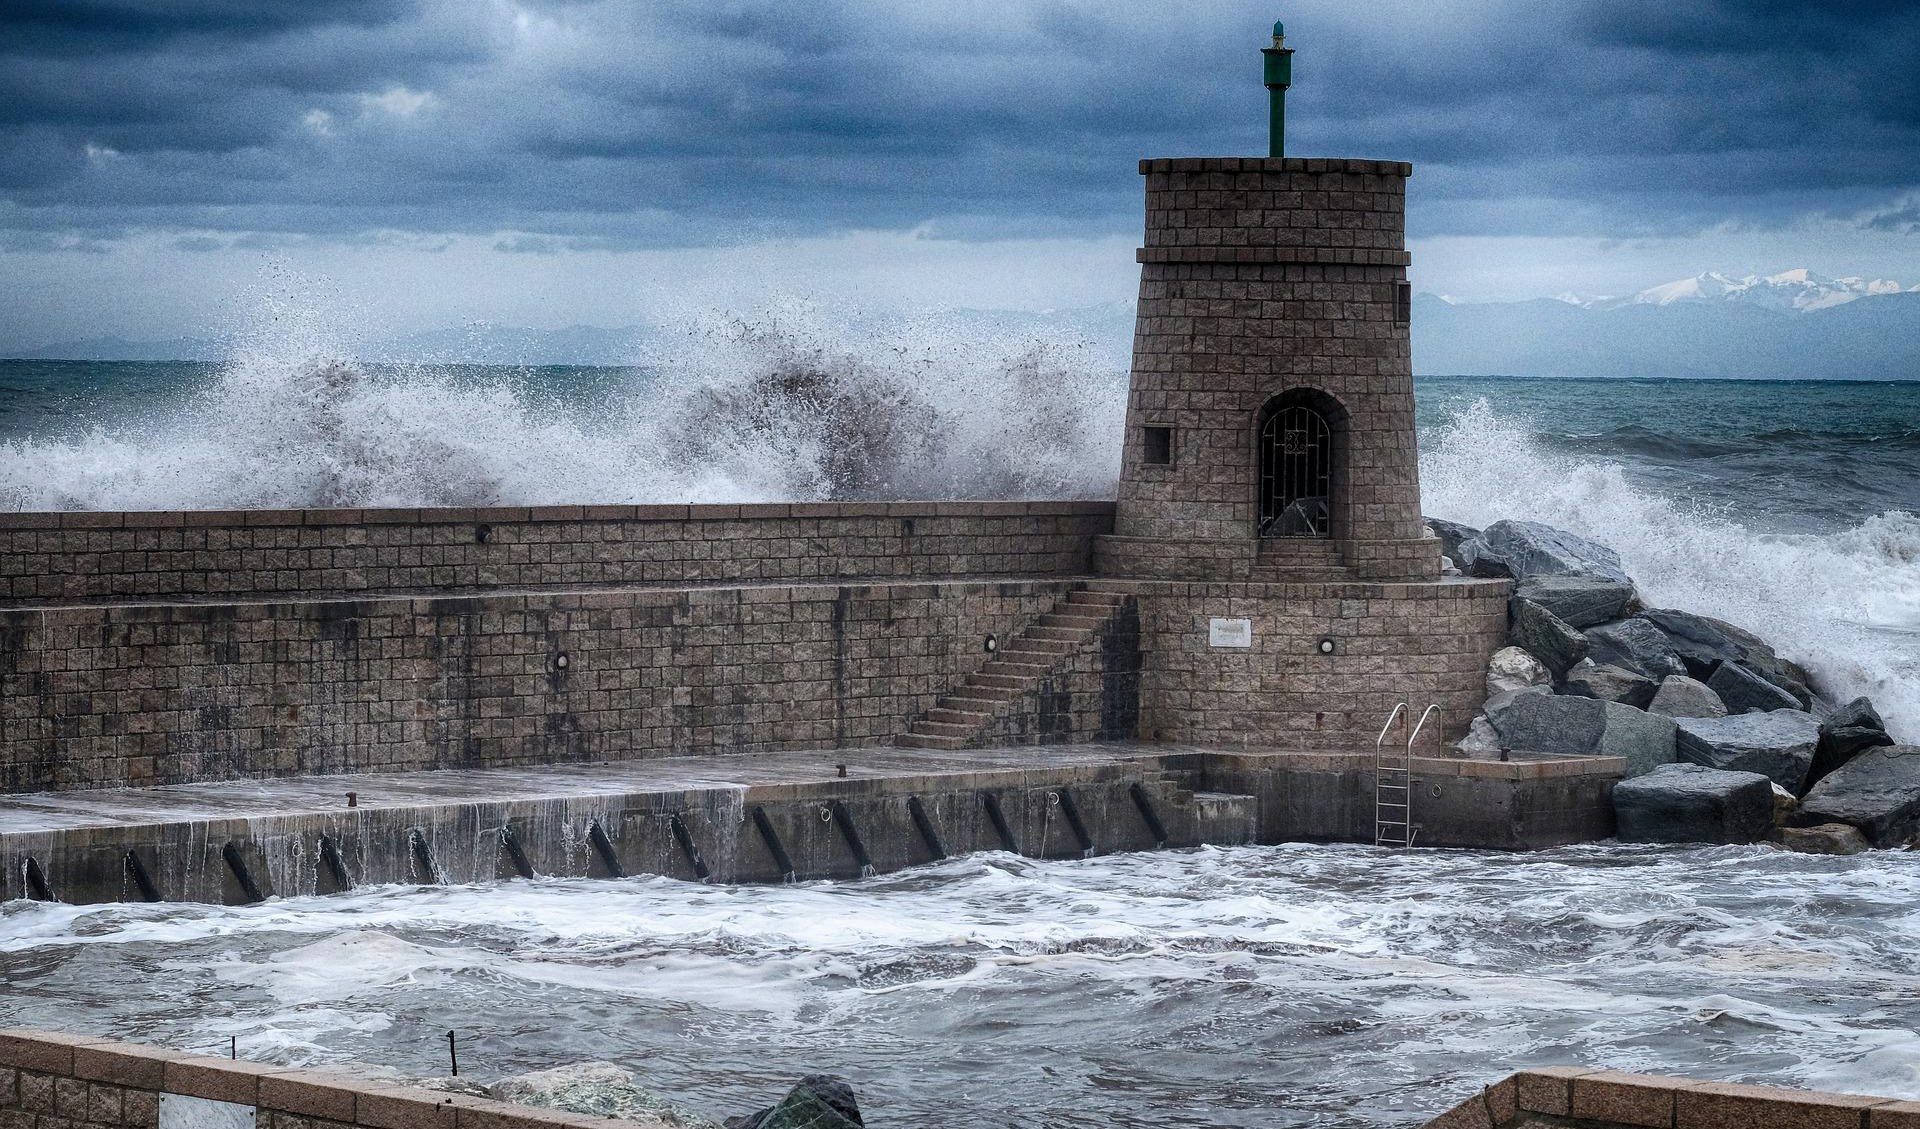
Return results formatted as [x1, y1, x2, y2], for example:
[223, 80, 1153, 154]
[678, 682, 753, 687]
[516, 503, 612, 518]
[1097, 156, 1438, 583]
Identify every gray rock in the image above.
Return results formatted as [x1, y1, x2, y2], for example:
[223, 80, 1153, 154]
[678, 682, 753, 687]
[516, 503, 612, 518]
[1811, 696, 1896, 788]
[1706, 660, 1802, 715]
[1508, 597, 1589, 676]
[1648, 675, 1728, 719]
[1771, 823, 1872, 856]
[1797, 745, 1920, 847]
[728, 1077, 863, 1129]
[1456, 714, 1502, 757]
[1639, 608, 1814, 708]
[1564, 659, 1659, 710]
[1486, 645, 1552, 698]
[1485, 686, 1676, 776]
[1512, 575, 1641, 629]
[1457, 519, 1632, 583]
[493, 1063, 718, 1129]
[1771, 782, 1797, 827]
[1674, 710, 1822, 794]
[1585, 618, 1687, 681]
[1613, 763, 1775, 845]
[1424, 517, 1481, 566]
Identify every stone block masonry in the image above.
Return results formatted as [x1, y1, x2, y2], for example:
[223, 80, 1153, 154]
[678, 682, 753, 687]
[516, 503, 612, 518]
[0, 1028, 683, 1129]
[0, 502, 1111, 606]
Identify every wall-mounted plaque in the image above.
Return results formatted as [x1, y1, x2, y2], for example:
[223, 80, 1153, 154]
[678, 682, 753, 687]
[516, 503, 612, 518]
[1208, 617, 1253, 648]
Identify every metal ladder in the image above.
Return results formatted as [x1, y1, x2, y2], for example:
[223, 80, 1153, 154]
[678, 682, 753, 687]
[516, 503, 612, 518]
[1374, 703, 1439, 848]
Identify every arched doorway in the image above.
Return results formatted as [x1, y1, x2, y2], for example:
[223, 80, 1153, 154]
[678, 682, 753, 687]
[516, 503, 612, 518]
[1257, 393, 1339, 538]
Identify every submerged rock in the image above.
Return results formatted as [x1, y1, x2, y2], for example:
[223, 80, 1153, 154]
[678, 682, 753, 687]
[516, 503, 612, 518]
[1797, 745, 1920, 847]
[1585, 618, 1687, 681]
[1457, 520, 1632, 584]
[1639, 608, 1814, 708]
[1772, 823, 1872, 856]
[1811, 697, 1897, 788]
[1508, 597, 1589, 676]
[1613, 763, 1775, 845]
[1564, 659, 1659, 710]
[1706, 661, 1801, 715]
[727, 1076, 864, 1129]
[491, 1063, 719, 1129]
[1674, 710, 1821, 794]
[1486, 646, 1551, 698]
[1513, 575, 1640, 629]
[1648, 675, 1728, 719]
[1485, 686, 1675, 776]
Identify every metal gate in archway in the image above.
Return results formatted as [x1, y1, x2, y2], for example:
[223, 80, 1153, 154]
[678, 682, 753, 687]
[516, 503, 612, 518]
[1258, 405, 1332, 537]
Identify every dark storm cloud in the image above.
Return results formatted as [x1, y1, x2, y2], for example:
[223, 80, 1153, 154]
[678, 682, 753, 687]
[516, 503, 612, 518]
[0, 0, 1916, 247]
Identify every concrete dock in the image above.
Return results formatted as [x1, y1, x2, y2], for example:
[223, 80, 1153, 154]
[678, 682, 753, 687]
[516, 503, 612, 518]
[1, 740, 1624, 905]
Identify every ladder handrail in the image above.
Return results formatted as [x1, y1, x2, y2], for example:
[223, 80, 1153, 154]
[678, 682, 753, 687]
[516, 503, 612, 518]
[1374, 702, 1408, 754]
[1406, 704, 1441, 754]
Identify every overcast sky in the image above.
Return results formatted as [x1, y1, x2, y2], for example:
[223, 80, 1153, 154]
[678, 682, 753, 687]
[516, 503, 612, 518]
[2, 0, 1917, 349]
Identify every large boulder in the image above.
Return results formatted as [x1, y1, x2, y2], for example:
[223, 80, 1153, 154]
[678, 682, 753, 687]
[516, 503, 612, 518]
[1486, 646, 1551, 698]
[728, 1077, 864, 1129]
[1797, 745, 1920, 847]
[1811, 696, 1897, 788]
[1458, 520, 1632, 583]
[1508, 597, 1589, 676]
[1613, 763, 1775, 845]
[1638, 608, 1814, 708]
[1512, 575, 1641, 629]
[1563, 659, 1659, 710]
[1424, 518, 1481, 566]
[492, 1064, 718, 1129]
[1485, 686, 1676, 776]
[1706, 661, 1801, 714]
[1674, 710, 1821, 794]
[1648, 675, 1727, 719]
[1585, 618, 1687, 681]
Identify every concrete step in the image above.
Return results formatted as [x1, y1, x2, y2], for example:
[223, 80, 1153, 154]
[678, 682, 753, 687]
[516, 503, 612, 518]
[969, 673, 1037, 691]
[996, 650, 1066, 668]
[1036, 613, 1106, 630]
[1005, 638, 1075, 655]
[981, 660, 1048, 677]
[911, 721, 976, 739]
[926, 707, 993, 726]
[1249, 568, 1351, 582]
[1026, 626, 1086, 642]
[895, 733, 966, 750]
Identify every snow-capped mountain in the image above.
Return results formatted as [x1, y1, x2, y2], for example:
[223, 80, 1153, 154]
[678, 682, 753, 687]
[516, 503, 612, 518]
[1574, 268, 1912, 313]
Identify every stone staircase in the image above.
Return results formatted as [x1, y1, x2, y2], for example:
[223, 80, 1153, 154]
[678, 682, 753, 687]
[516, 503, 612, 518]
[896, 587, 1133, 750]
[1251, 538, 1351, 582]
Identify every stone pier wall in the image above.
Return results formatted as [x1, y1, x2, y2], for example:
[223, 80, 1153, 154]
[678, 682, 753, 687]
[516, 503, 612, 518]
[0, 502, 1113, 606]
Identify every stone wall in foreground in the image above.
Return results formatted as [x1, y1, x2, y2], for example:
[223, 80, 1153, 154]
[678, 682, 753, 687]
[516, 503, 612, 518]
[0, 1028, 678, 1129]
[1423, 1064, 1920, 1129]
[0, 502, 1113, 605]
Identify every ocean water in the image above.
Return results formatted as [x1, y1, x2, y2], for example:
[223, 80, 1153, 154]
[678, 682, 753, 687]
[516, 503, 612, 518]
[7, 844, 1920, 1128]
[1, 331, 1915, 738]
[4, 335, 1920, 1126]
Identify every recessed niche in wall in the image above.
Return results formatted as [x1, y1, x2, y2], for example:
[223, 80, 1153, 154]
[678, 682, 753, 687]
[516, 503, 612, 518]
[1143, 425, 1174, 465]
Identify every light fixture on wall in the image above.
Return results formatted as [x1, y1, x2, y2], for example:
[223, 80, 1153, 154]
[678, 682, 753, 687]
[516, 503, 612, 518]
[553, 652, 570, 670]
[1317, 638, 1336, 655]
[984, 634, 998, 654]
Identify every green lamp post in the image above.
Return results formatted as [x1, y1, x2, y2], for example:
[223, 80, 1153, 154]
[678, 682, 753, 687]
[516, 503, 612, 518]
[1262, 20, 1294, 158]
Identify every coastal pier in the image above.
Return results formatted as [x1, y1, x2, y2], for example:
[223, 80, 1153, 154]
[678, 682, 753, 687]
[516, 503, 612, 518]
[0, 25, 1631, 905]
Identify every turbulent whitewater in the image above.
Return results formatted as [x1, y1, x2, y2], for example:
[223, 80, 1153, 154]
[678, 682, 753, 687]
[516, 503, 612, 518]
[7, 845, 1920, 1128]
[1, 324, 1915, 739]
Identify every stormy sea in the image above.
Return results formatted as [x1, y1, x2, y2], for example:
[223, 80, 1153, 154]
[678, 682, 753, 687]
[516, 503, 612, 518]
[3, 326, 1919, 1127]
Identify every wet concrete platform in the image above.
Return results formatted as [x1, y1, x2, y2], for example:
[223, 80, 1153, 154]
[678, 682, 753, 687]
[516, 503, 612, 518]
[0, 741, 1626, 906]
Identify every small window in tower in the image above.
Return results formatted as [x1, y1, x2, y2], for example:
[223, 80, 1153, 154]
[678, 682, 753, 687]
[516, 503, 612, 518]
[1395, 282, 1411, 324]
[1143, 425, 1174, 466]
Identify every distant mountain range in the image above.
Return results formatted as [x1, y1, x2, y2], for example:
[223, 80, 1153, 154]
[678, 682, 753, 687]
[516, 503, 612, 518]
[7, 269, 1916, 380]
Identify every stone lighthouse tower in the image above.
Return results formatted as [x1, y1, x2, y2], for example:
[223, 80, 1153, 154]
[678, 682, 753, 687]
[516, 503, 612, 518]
[1096, 20, 1435, 583]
